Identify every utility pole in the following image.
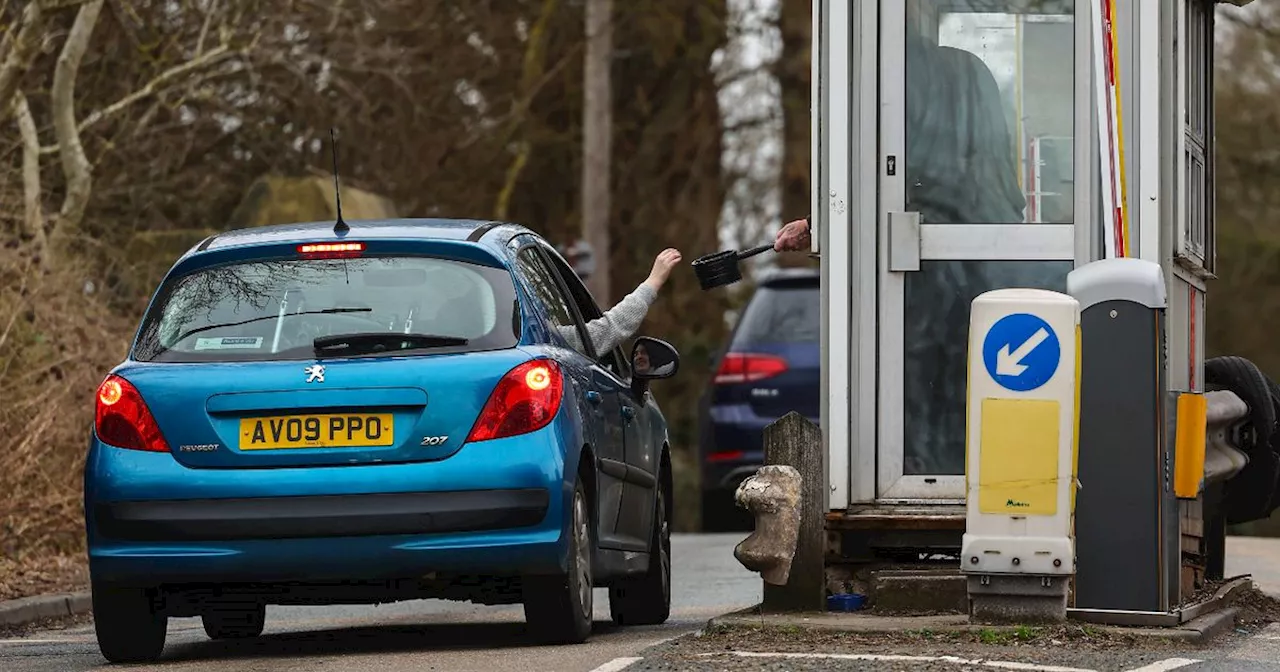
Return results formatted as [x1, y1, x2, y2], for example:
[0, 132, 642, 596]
[582, 0, 612, 302]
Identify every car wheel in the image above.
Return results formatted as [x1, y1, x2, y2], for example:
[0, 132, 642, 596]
[609, 481, 672, 626]
[1206, 356, 1277, 453]
[523, 477, 593, 644]
[202, 602, 266, 640]
[1207, 356, 1280, 523]
[701, 489, 751, 533]
[92, 582, 167, 664]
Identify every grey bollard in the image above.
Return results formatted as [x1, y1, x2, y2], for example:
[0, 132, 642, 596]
[733, 465, 802, 585]
[1067, 257, 1178, 613]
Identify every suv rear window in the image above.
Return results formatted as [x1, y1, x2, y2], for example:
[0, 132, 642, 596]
[133, 256, 519, 362]
[732, 282, 820, 345]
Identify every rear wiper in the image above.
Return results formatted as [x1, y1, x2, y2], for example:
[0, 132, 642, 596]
[172, 308, 373, 343]
[313, 332, 469, 357]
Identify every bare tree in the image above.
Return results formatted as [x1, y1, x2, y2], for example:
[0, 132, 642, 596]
[582, 0, 612, 301]
[49, 0, 104, 253]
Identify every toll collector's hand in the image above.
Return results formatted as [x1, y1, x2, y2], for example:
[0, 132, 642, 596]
[774, 217, 811, 252]
[644, 248, 683, 291]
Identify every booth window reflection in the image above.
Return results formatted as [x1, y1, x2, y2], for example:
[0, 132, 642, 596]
[901, 0, 1077, 477]
[905, 0, 1075, 226]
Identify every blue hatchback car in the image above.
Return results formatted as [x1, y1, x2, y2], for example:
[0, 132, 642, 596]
[698, 268, 820, 531]
[85, 219, 678, 662]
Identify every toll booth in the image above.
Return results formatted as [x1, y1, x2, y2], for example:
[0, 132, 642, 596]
[812, 0, 1239, 615]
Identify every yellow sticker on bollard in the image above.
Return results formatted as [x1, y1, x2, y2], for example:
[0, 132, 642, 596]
[978, 397, 1061, 516]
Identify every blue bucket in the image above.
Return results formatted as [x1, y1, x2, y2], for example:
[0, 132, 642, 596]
[827, 593, 867, 612]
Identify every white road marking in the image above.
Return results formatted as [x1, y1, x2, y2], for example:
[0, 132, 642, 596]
[0, 638, 85, 645]
[699, 651, 1095, 672]
[588, 657, 643, 672]
[1121, 659, 1202, 672]
[700, 652, 1205, 672]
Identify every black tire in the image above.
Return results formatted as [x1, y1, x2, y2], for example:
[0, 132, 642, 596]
[202, 602, 266, 640]
[1208, 356, 1280, 524]
[1225, 449, 1280, 525]
[92, 582, 167, 664]
[1206, 356, 1277, 453]
[1268, 375, 1280, 513]
[700, 490, 751, 533]
[523, 478, 593, 644]
[609, 483, 672, 626]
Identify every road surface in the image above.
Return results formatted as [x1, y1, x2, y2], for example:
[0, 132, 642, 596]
[1227, 535, 1280, 595]
[6, 535, 1280, 671]
[0, 533, 760, 672]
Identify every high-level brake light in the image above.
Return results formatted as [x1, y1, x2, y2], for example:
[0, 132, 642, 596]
[297, 242, 365, 258]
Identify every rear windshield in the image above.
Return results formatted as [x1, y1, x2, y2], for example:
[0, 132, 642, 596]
[732, 283, 820, 345]
[133, 255, 520, 362]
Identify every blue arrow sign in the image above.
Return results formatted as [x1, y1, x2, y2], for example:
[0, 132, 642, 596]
[981, 313, 1061, 392]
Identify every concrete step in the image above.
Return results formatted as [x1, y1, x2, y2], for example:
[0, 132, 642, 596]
[870, 569, 968, 614]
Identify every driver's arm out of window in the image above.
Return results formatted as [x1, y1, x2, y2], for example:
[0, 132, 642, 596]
[553, 282, 657, 358]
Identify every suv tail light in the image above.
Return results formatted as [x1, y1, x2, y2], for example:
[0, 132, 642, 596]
[95, 374, 170, 452]
[467, 360, 564, 443]
[714, 353, 788, 385]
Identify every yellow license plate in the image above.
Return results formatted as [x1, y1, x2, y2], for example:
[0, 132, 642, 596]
[238, 414, 395, 450]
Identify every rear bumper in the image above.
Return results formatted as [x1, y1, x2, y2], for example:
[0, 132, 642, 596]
[700, 403, 816, 491]
[84, 427, 575, 585]
[708, 464, 763, 491]
[94, 489, 550, 542]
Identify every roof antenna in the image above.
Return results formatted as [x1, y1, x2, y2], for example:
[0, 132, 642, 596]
[330, 127, 348, 234]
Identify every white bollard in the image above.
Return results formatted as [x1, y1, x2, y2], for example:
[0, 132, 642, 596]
[961, 288, 1081, 624]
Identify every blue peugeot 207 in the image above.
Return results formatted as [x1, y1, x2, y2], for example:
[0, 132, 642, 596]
[85, 218, 678, 663]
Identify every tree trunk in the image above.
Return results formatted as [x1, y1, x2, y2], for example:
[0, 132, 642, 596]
[51, 0, 106, 254]
[0, 2, 48, 120]
[14, 92, 46, 252]
[775, 0, 814, 268]
[582, 0, 612, 302]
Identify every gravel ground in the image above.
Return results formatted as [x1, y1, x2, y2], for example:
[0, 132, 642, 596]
[630, 589, 1280, 672]
[632, 624, 1202, 672]
[0, 611, 92, 640]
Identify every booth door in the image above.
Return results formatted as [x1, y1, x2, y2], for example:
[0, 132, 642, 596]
[877, 0, 1085, 500]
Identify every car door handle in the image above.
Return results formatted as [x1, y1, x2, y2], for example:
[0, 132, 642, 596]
[586, 391, 603, 406]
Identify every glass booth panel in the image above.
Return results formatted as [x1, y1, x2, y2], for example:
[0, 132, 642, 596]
[905, 0, 1076, 225]
[903, 260, 1073, 475]
[897, 0, 1077, 477]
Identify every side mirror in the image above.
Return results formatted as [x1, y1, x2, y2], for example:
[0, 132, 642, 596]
[631, 336, 680, 380]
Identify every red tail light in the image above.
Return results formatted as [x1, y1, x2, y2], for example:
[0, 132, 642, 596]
[466, 360, 564, 443]
[297, 242, 365, 259]
[714, 353, 788, 385]
[95, 375, 170, 452]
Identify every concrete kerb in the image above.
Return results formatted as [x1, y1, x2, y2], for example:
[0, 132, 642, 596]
[0, 592, 92, 630]
[706, 605, 1241, 644]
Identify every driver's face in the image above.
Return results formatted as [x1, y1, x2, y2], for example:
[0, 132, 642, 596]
[634, 345, 650, 372]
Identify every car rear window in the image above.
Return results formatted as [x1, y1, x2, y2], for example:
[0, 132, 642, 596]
[732, 283, 820, 345]
[133, 255, 520, 362]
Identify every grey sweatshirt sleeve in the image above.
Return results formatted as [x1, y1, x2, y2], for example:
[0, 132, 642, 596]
[552, 282, 658, 358]
[583, 282, 657, 357]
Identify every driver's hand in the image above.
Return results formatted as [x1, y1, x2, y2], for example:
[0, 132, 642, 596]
[646, 248, 683, 290]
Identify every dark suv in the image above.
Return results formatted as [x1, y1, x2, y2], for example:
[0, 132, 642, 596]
[697, 268, 820, 531]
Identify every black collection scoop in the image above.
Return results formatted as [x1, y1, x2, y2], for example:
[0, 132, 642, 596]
[690, 244, 775, 290]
